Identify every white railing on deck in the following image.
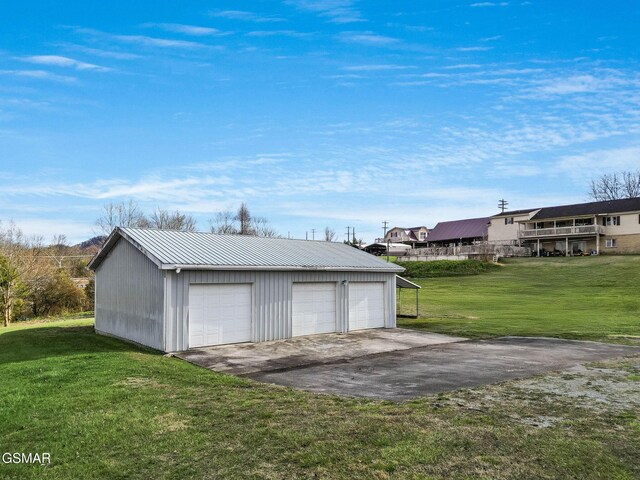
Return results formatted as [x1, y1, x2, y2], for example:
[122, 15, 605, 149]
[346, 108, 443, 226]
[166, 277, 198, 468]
[519, 225, 604, 238]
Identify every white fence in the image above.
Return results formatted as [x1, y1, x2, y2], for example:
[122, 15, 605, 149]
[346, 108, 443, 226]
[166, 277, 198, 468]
[402, 243, 531, 261]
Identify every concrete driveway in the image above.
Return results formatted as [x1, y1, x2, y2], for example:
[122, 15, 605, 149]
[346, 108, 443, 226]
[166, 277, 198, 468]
[176, 329, 640, 401]
[176, 329, 465, 375]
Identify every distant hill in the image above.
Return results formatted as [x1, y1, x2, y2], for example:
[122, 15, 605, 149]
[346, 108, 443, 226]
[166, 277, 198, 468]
[75, 236, 106, 250]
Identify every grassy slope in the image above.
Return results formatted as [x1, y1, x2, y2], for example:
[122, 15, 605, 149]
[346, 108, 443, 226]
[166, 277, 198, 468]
[1, 319, 639, 479]
[398, 256, 640, 342]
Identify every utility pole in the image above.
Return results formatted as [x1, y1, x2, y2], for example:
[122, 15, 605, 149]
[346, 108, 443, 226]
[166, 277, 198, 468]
[382, 220, 388, 240]
[352, 227, 356, 245]
[498, 199, 509, 213]
[345, 226, 351, 244]
[311, 228, 316, 240]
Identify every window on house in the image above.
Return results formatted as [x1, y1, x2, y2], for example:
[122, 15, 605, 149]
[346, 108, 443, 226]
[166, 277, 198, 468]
[605, 216, 621, 226]
[420, 232, 426, 240]
[391, 232, 397, 238]
[505, 217, 514, 225]
[606, 239, 617, 248]
[575, 218, 593, 226]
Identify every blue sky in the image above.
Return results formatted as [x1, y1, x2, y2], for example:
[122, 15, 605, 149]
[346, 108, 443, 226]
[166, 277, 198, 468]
[1, 1, 639, 243]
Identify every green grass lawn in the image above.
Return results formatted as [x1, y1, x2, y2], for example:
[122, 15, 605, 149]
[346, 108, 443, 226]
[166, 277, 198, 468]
[2, 257, 640, 478]
[1, 318, 640, 479]
[398, 256, 640, 343]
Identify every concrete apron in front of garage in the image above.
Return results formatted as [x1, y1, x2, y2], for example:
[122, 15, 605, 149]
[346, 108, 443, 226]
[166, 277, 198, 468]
[175, 328, 466, 376]
[251, 337, 640, 401]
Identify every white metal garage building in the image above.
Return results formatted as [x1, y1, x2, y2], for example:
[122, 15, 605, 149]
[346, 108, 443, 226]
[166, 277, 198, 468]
[88, 227, 404, 352]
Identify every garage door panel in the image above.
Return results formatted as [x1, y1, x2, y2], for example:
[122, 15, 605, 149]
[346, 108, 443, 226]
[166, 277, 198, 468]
[349, 282, 385, 331]
[292, 283, 337, 337]
[189, 284, 252, 348]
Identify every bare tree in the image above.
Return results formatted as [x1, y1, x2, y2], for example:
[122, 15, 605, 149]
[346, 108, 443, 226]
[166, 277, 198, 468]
[210, 211, 238, 234]
[96, 200, 148, 235]
[51, 234, 68, 248]
[148, 208, 197, 231]
[209, 204, 279, 237]
[252, 217, 279, 238]
[589, 171, 640, 201]
[236, 203, 252, 235]
[622, 171, 640, 198]
[324, 227, 336, 242]
[0, 222, 45, 327]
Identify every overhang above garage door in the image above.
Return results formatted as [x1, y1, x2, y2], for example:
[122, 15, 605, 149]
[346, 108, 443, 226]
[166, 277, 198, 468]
[349, 282, 385, 330]
[292, 283, 337, 337]
[189, 284, 252, 347]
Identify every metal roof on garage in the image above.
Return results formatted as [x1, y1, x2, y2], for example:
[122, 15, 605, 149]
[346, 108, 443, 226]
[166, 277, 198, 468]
[89, 227, 405, 273]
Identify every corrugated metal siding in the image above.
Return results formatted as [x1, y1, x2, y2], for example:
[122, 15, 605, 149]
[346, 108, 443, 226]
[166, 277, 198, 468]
[95, 238, 165, 350]
[165, 270, 396, 352]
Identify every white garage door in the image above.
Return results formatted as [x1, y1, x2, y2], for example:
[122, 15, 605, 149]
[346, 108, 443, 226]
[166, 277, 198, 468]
[292, 283, 337, 337]
[348, 282, 385, 331]
[189, 284, 252, 348]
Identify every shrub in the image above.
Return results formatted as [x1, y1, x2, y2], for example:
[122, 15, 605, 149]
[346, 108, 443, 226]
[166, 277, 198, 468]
[395, 259, 500, 278]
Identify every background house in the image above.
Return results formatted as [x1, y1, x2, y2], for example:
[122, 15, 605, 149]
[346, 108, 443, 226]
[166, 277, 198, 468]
[488, 209, 540, 244]
[89, 228, 403, 352]
[517, 197, 640, 255]
[378, 226, 428, 247]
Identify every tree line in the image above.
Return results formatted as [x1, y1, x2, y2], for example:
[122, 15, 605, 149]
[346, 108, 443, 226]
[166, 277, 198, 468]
[1, 201, 346, 326]
[96, 200, 342, 241]
[0, 223, 92, 327]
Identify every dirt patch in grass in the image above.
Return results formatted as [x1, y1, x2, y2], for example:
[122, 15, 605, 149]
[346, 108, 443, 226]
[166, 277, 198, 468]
[154, 412, 189, 433]
[115, 376, 170, 390]
[515, 358, 640, 413]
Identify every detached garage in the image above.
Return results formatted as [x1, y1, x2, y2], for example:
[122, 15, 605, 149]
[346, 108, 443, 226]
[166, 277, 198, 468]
[88, 227, 403, 352]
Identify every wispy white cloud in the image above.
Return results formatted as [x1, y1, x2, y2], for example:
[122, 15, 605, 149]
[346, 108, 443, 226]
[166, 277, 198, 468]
[143, 23, 232, 37]
[470, 2, 509, 6]
[342, 64, 415, 71]
[529, 74, 633, 96]
[246, 30, 313, 38]
[209, 10, 286, 23]
[285, 0, 364, 24]
[0, 69, 77, 83]
[555, 146, 640, 180]
[456, 46, 493, 52]
[339, 31, 400, 46]
[75, 28, 208, 49]
[442, 63, 484, 70]
[20, 55, 111, 72]
[111, 34, 207, 49]
[56, 44, 142, 60]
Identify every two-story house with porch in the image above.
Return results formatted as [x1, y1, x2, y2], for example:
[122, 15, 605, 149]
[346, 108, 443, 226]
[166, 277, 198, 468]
[489, 197, 640, 255]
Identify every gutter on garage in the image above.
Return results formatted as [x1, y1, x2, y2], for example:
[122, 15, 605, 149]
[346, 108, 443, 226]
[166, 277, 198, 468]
[164, 264, 405, 273]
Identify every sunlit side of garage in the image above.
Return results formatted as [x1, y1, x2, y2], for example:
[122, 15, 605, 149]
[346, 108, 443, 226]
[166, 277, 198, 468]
[89, 227, 403, 353]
